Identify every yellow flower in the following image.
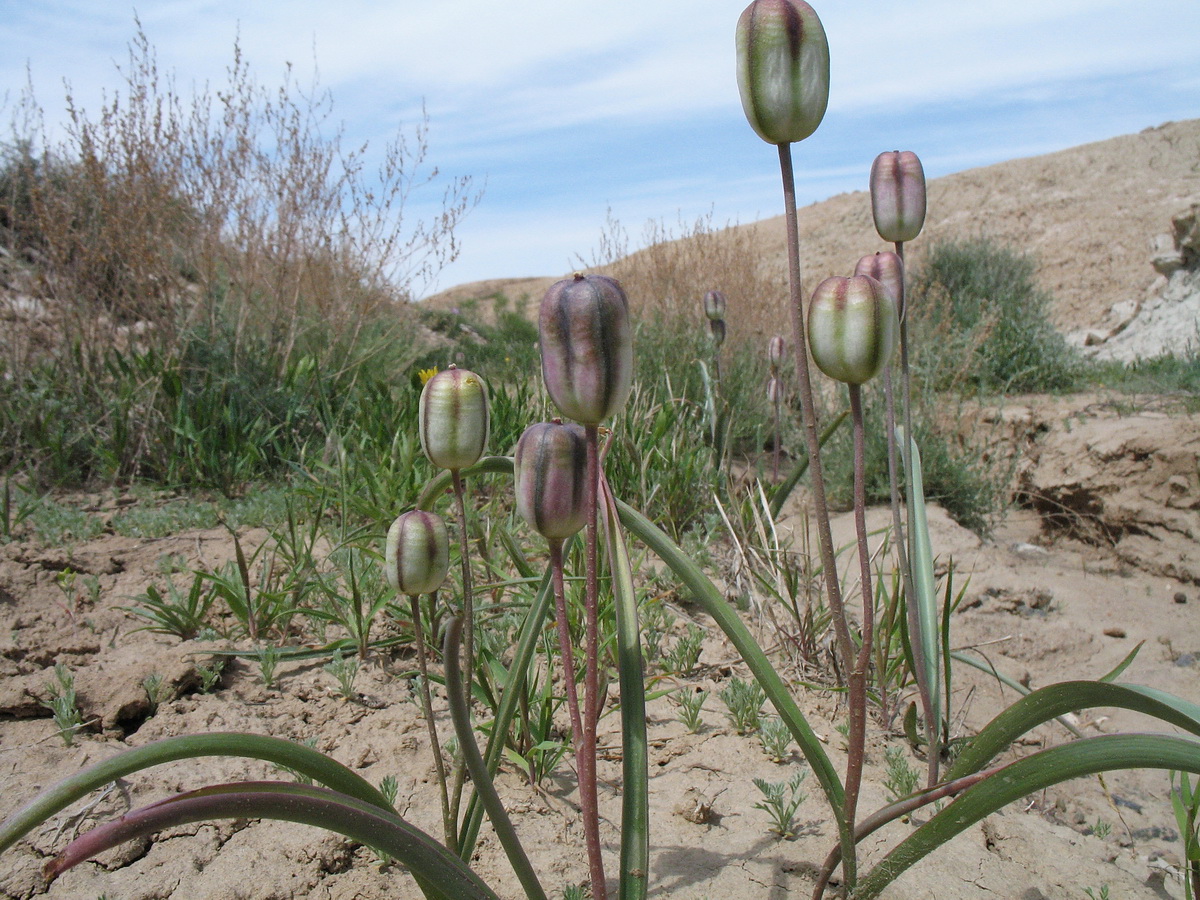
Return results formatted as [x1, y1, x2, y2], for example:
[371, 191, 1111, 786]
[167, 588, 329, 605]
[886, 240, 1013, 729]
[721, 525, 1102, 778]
[417, 367, 439, 386]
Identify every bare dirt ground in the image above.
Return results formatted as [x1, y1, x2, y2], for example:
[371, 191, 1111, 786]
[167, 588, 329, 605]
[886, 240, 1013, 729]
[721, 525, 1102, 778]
[2, 123, 1200, 899]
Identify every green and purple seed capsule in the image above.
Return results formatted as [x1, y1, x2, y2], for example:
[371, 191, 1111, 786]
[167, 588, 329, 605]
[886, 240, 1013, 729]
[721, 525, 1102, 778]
[808, 274, 898, 385]
[385, 510, 450, 596]
[736, 0, 830, 145]
[870, 150, 926, 244]
[419, 365, 490, 471]
[768, 335, 786, 366]
[854, 251, 905, 321]
[539, 273, 634, 426]
[514, 420, 589, 543]
[703, 289, 728, 321]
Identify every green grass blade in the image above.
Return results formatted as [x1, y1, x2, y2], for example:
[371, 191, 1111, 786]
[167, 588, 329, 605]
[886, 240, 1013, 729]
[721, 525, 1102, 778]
[613, 497, 847, 828]
[602, 477, 649, 900]
[0, 732, 391, 856]
[443, 618, 548, 900]
[44, 781, 496, 900]
[947, 680, 1200, 781]
[768, 409, 848, 519]
[856, 733, 1200, 899]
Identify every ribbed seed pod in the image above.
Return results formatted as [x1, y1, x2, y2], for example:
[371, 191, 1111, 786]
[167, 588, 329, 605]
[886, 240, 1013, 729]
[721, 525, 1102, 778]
[539, 273, 634, 426]
[703, 289, 728, 321]
[385, 510, 450, 596]
[767, 376, 784, 404]
[870, 150, 927, 243]
[419, 365, 489, 471]
[808, 275, 898, 385]
[768, 335, 786, 366]
[736, 0, 830, 145]
[709, 318, 727, 348]
[514, 420, 589, 543]
[854, 251, 905, 320]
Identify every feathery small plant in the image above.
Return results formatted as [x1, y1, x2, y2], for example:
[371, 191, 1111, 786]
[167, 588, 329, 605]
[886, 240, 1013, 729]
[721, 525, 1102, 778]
[257, 645, 281, 688]
[759, 717, 794, 763]
[752, 770, 809, 839]
[41, 664, 84, 747]
[719, 677, 765, 735]
[141, 674, 166, 716]
[324, 648, 360, 700]
[883, 745, 921, 802]
[671, 689, 708, 734]
[663, 623, 704, 675]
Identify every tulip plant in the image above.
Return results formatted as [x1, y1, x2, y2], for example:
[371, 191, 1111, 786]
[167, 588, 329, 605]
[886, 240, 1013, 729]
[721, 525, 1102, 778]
[3, 4, 1200, 900]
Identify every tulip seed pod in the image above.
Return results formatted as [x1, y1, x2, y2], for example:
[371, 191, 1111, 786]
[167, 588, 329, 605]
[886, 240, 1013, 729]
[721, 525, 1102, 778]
[703, 289, 728, 321]
[870, 150, 926, 243]
[539, 273, 634, 425]
[385, 510, 450, 596]
[419, 364, 490, 471]
[768, 335, 786, 366]
[514, 420, 589, 543]
[808, 275, 898, 385]
[767, 375, 784, 405]
[854, 251, 905, 320]
[709, 318, 727, 348]
[736, 0, 830, 145]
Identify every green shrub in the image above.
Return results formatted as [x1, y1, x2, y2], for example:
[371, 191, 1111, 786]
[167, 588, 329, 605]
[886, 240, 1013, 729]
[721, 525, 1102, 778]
[909, 237, 1081, 393]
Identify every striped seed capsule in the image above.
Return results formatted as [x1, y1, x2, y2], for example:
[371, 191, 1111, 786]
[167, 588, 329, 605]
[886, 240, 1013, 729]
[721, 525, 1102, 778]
[768, 335, 786, 366]
[703, 289, 728, 321]
[539, 273, 633, 426]
[514, 420, 589, 543]
[854, 251, 906, 321]
[870, 150, 927, 243]
[736, 0, 830, 145]
[808, 275, 898, 385]
[419, 365, 489, 471]
[385, 510, 450, 596]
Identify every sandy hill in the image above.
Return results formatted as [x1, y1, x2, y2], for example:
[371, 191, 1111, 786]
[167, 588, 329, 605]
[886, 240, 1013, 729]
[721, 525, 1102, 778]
[430, 119, 1200, 352]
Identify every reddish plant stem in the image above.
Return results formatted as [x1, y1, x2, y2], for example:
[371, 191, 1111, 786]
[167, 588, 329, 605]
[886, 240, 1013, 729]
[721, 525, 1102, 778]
[777, 143, 853, 675]
[549, 540, 604, 898]
[844, 384, 875, 833]
[582, 422, 608, 900]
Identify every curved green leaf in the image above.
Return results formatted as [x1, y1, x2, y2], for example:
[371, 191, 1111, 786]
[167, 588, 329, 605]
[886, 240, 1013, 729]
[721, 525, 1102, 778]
[416, 456, 513, 511]
[947, 680, 1200, 782]
[44, 781, 497, 900]
[898, 432, 939, 744]
[856, 733, 1200, 899]
[0, 732, 390, 856]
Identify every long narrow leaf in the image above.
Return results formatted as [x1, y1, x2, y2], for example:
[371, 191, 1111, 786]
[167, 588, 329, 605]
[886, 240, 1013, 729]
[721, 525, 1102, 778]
[856, 734, 1200, 898]
[601, 476, 649, 900]
[947, 680, 1200, 781]
[898, 432, 940, 748]
[0, 732, 391, 856]
[44, 781, 497, 900]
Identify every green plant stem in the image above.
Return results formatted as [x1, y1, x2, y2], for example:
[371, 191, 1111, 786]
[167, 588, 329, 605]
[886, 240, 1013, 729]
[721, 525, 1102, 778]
[443, 617, 548, 900]
[448, 468, 474, 839]
[776, 142, 853, 692]
[550, 538, 604, 893]
[581, 423, 608, 900]
[845, 384, 874, 833]
[410, 590, 455, 852]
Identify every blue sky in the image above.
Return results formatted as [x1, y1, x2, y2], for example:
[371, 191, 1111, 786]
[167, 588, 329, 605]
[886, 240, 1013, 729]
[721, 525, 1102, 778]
[3, 1, 1198, 297]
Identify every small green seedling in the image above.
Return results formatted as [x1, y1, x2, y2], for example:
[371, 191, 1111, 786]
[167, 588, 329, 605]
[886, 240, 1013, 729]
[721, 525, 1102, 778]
[41, 663, 84, 746]
[324, 648, 360, 699]
[142, 673, 166, 716]
[664, 623, 705, 675]
[883, 745, 920, 801]
[720, 677, 765, 735]
[753, 769, 809, 839]
[759, 717, 794, 763]
[257, 645, 281, 687]
[671, 689, 708, 734]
